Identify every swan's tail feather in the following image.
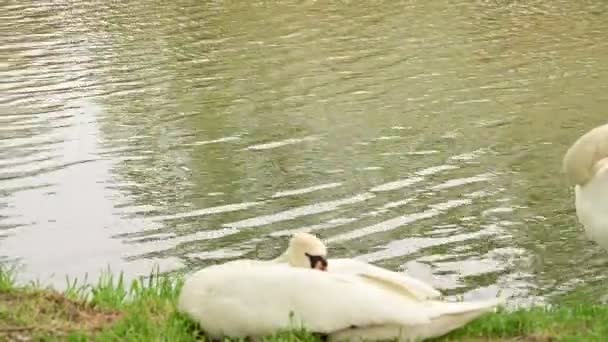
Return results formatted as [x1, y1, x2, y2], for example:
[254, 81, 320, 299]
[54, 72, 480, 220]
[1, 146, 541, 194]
[426, 296, 504, 317]
[407, 297, 504, 341]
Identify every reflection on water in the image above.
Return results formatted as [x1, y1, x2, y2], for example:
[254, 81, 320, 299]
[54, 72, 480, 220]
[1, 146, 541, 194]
[2, 0, 608, 305]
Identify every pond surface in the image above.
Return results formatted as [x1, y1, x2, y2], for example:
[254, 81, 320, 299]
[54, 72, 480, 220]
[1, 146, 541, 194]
[2, 0, 608, 306]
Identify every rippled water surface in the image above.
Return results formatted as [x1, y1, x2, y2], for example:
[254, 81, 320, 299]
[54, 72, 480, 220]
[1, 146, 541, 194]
[2, 0, 608, 305]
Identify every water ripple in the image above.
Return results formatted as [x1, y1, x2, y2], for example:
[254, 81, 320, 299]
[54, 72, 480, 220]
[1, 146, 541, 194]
[224, 193, 375, 229]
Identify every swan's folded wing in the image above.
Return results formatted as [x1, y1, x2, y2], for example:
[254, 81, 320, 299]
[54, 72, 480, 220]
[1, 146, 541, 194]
[330, 258, 441, 300]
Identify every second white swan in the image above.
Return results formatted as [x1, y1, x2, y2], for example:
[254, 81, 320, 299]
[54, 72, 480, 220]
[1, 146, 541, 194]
[563, 123, 608, 250]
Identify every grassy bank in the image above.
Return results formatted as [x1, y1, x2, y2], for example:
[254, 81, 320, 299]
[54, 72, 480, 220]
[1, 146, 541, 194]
[1, 266, 607, 341]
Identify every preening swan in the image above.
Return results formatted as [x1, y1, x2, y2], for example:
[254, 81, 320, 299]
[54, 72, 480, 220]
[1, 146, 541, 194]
[178, 232, 503, 341]
[563, 123, 608, 250]
[285, 232, 440, 300]
[178, 263, 503, 341]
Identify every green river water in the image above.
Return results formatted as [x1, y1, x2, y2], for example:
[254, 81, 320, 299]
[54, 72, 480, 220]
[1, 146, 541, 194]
[2, 0, 608, 306]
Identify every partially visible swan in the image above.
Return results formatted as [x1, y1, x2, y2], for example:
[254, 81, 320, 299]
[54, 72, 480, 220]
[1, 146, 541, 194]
[178, 262, 503, 341]
[285, 232, 440, 300]
[563, 123, 608, 250]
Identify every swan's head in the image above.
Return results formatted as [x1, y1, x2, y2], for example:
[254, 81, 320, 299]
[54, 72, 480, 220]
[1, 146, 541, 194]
[286, 232, 328, 271]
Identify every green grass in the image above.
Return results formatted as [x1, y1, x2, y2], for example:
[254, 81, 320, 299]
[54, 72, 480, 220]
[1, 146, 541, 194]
[1, 265, 607, 341]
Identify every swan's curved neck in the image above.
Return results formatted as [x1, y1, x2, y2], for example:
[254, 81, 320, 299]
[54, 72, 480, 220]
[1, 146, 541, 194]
[593, 158, 608, 177]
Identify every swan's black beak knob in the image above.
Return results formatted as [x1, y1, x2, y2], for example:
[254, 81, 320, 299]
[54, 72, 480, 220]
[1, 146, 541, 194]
[305, 253, 328, 271]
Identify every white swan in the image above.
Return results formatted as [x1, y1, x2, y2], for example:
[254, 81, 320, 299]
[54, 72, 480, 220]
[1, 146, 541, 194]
[563, 123, 608, 250]
[284, 232, 440, 300]
[178, 262, 503, 341]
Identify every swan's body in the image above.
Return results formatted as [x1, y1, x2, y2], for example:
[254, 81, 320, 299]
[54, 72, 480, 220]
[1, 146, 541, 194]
[563, 123, 608, 249]
[178, 263, 502, 341]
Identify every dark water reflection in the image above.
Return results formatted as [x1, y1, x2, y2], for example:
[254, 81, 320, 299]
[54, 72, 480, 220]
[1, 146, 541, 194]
[2, 0, 608, 306]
